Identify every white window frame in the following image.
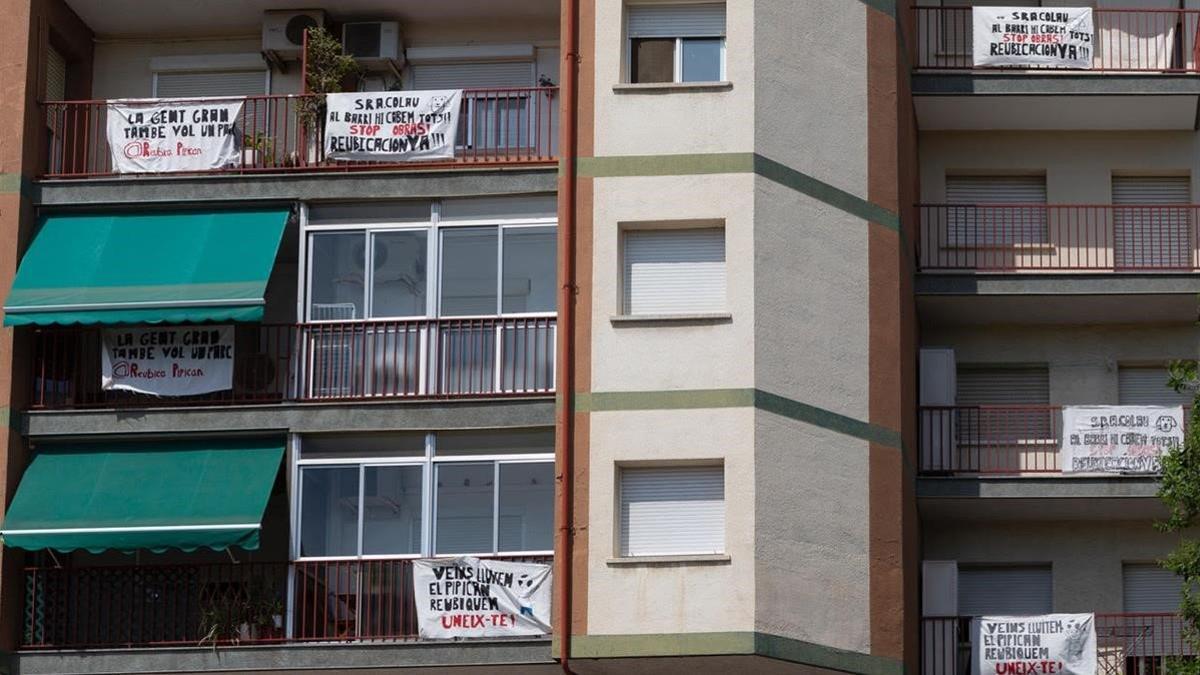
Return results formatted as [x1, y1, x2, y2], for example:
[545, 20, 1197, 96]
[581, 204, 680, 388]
[291, 431, 555, 562]
[627, 35, 727, 84]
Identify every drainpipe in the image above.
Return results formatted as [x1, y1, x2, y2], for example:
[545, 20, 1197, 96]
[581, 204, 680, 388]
[554, 0, 579, 671]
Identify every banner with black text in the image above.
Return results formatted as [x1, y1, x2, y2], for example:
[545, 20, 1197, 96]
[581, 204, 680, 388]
[324, 90, 462, 162]
[106, 98, 243, 173]
[101, 326, 235, 396]
[973, 7, 1094, 68]
[1061, 405, 1183, 474]
[973, 614, 1096, 675]
[413, 557, 551, 639]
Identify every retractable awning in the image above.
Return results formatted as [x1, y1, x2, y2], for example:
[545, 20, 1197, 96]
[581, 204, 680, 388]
[0, 438, 284, 553]
[3, 208, 290, 326]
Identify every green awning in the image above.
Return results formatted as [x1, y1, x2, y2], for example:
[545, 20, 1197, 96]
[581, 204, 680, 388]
[4, 208, 290, 326]
[0, 438, 283, 553]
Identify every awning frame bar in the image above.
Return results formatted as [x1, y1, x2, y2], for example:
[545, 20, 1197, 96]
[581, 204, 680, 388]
[2, 523, 262, 535]
[4, 297, 263, 313]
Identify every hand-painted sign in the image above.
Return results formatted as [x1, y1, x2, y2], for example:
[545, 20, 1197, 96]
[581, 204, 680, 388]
[1060, 405, 1183, 474]
[413, 556, 551, 639]
[973, 614, 1096, 675]
[101, 326, 234, 396]
[973, 7, 1094, 68]
[106, 98, 244, 173]
[324, 90, 462, 162]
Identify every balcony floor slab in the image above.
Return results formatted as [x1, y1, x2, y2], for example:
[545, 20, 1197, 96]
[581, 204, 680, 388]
[11, 639, 556, 675]
[23, 397, 555, 439]
[918, 476, 1166, 522]
[34, 166, 556, 208]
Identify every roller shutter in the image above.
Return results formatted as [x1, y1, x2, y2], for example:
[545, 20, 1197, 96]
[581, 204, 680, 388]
[945, 176, 1048, 246]
[1112, 176, 1192, 269]
[623, 229, 726, 315]
[619, 466, 724, 557]
[958, 566, 1052, 616]
[627, 3, 726, 38]
[1118, 366, 1192, 406]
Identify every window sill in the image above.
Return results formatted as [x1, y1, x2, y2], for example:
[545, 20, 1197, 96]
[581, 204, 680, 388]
[611, 313, 732, 326]
[613, 81, 733, 94]
[607, 554, 731, 566]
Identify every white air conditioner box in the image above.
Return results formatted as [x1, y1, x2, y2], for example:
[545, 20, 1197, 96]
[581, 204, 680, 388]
[262, 10, 327, 59]
[342, 21, 404, 69]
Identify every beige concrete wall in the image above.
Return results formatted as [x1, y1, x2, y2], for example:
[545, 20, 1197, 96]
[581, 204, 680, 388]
[923, 324, 1200, 405]
[924, 520, 1179, 613]
[591, 0, 754, 156]
[589, 174, 755, 393]
[586, 408, 755, 634]
[91, 38, 281, 99]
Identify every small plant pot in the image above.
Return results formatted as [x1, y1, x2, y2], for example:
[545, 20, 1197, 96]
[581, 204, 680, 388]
[272, 614, 284, 629]
[238, 622, 253, 642]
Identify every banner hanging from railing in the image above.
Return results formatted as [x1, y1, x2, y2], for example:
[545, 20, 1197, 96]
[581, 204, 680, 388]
[324, 90, 462, 162]
[1060, 405, 1183, 474]
[413, 556, 551, 639]
[106, 98, 244, 173]
[972, 614, 1096, 675]
[973, 7, 1094, 68]
[100, 326, 235, 396]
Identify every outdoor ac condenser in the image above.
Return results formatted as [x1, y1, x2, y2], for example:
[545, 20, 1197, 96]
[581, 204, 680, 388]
[342, 22, 405, 71]
[262, 10, 327, 59]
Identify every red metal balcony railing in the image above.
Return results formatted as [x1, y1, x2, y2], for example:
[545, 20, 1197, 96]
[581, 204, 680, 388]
[922, 615, 1194, 675]
[919, 204, 1200, 272]
[22, 555, 551, 650]
[919, 405, 1187, 475]
[30, 317, 556, 409]
[913, 7, 1200, 72]
[42, 87, 558, 179]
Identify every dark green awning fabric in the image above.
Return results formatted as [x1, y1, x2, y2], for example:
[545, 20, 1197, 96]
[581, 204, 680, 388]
[0, 438, 284, 553]
[4, 208, 290, 326]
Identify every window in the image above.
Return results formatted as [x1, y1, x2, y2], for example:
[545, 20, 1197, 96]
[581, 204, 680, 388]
[618, 465, 724, 557]
[944, 175, 1048, 247]
[956, 364, 1051, 443]
[1123, 563, 1182, 612]
[627, 3, 726, 84]
[958, 565, 1052, 616]
[1118, 366, 1192, 407]
[1112, 176, 1192, 270]
[411, 61, 535, 150]
[623, 228, 726, 316]
[295, 430, 554, 560]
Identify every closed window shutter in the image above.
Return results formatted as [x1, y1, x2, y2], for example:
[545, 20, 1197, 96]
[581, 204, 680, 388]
[958, 566, 1052, 616]
[1123, 564, 1182, 612]
[619, 466, 724, 556]
[410, 62, 534, 89]
[154, 70, 267, 98]
[1118, 367, 1191, 406]
[627, 3, 726, 38]
[1112, 176, 1192, 269]
[945, 176, 1048, 246]
[957, 365, 1051, 441]
[956, 365, 1050, 405]
[624, 229, 726, 315]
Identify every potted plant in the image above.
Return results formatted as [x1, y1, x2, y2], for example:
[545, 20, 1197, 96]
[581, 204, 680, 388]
[241, 131, 275, 167]
[297, 26, 360, 162]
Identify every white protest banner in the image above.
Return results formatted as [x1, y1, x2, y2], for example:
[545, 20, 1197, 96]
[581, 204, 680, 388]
[106, 98, 244, 173]
[413, 556, 551, 639]
[1061, 405, 1183, 474]
[101, 326, 235, 396]
[324, 90, 462, 162]
[973, 614, 1096, 675]
[973, 7, 1094, 69]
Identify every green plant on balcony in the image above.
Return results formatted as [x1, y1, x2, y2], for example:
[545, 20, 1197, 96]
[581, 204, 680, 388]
[297, 26, 361, 133]
[1157, 360, 1200, 672]
[242, 131, 276, 166]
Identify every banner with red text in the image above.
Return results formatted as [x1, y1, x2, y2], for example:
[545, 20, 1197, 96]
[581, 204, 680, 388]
[1061, 405, 1183, 474]
[101, 326, 234, 396]
[973, 614, 1096, 675]
[973, 7, 1094, 68]
[324, 90, 462, 162]
[106, 98, 244, 173]
[413, 557, 551, 639]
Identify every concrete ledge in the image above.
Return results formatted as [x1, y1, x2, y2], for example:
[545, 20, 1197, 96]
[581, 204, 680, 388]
[915, 273, 1200, 296]
[34, 167, 557, 207]
[23, 398, 555, 438]
[11, 639, 555, 675]
[612, 81, 733, 94]
[609, 313, 733, 326]
[605, 554, 731, 566]
[913, 72, 1200, 96]
[917, 476, 1161, 499]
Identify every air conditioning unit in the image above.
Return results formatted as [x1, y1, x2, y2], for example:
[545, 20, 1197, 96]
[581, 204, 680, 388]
[342, 21, 404, 70]
[262, 10, 327, 59]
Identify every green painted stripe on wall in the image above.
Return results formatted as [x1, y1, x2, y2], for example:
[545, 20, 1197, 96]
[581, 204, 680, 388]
[575, 388, 901, 450]
[573, 153, 899, 231]
[0, 174, 23, 194]
[567, 631, 903, 673]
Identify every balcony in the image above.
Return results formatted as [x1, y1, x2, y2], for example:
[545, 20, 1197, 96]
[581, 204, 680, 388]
[21, 555, 550, 650]
[42, 88, 558, 179]
[29, 317, 556, 410]
[919, 405, 1186, 476]
[913, 7, 1200, 73]
[918, 204, 1200, 272]
[922, 615, 1192, 675]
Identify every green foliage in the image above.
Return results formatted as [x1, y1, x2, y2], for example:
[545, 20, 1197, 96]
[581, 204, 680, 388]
[297, 26, 360, 130]
[1158, 360, 1200, 649]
